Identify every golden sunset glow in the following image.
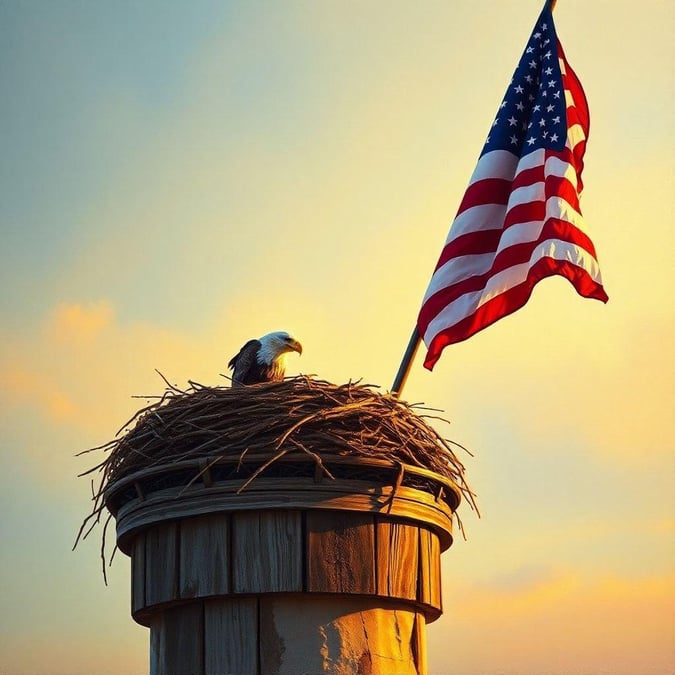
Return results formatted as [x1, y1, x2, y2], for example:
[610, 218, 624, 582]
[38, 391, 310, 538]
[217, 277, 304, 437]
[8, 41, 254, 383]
[1, 1, 673, 674]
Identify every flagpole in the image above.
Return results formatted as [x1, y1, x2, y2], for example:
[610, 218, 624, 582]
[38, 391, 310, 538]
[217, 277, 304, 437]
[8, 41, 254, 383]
[391, 0, 560, 399]
[391, 326, 421, 397]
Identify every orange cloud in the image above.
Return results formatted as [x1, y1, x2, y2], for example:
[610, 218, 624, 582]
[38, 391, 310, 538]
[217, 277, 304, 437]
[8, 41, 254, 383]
[1, 365, 79, 423]
[2, 299, 237, 440]
[48, 301, 114, 344]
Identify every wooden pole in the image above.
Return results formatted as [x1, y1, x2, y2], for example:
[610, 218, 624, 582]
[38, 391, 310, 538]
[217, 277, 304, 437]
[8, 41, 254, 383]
[391, 326, 421, 397]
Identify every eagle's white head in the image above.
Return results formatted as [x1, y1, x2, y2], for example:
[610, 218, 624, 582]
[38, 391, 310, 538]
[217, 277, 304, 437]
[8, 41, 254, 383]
[257, 331, 303, 366]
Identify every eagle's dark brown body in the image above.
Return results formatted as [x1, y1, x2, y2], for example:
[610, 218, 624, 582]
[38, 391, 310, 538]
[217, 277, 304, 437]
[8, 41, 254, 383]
[228, 332, 302, 386]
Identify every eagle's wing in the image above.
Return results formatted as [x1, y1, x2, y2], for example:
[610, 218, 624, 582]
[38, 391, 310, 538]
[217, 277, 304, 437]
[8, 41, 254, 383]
[228, 339, 261, 384]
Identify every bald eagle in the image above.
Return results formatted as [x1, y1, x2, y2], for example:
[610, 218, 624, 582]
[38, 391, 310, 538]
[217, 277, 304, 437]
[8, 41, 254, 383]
[228, 331, 302, 386]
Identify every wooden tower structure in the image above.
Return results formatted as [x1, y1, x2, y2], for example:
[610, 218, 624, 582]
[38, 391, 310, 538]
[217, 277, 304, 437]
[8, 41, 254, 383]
[106, 453, 460, 674]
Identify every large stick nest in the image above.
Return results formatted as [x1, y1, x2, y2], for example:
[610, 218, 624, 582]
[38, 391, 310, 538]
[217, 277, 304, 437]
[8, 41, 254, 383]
[76, 375, 476, 578]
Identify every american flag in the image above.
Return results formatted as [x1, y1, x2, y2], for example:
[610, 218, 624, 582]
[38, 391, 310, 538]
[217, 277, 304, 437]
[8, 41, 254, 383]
[417, 3, 608, 371]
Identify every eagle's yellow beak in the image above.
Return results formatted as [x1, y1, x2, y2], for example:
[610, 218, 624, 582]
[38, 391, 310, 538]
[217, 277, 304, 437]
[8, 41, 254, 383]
[288, 339, 303, 355]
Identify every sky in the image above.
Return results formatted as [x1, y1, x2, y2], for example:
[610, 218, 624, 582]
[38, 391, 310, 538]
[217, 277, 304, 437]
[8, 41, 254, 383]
[0, 1, 673, 673]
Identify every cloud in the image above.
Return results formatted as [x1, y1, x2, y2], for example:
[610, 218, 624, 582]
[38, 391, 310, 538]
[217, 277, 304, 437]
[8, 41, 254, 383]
[48, 300, 114, 344]
[0, 300, 206, 469]
[0, 365, 80, 424]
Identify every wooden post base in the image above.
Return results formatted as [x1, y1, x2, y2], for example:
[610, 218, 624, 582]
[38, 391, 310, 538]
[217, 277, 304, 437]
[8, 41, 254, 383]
[150, 596, 427, 675]
[107, 459, 458, 675]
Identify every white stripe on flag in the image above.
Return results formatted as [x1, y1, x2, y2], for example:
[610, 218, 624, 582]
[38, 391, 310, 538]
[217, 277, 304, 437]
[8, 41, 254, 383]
[423, 238, 604, 346]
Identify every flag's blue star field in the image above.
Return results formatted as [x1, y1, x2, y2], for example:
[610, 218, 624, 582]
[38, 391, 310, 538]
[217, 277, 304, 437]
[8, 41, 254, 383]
[482, 8, 567, 157]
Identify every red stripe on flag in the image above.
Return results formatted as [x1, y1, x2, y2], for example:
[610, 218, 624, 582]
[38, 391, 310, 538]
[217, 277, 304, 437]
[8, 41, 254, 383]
[434, 228, 504, 270]
[457, 178, 512, 215]
[559, 43, 589, 135]
[418, 217, 602, 329]
[546, 174, 580, 212]
[503, 201, 546, 229]
[512, 164, 544, 191]
[423, 256, 608, 370]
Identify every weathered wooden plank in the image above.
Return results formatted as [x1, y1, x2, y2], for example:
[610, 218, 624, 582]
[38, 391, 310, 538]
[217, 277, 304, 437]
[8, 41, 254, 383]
[412, 611, 428, 675]
[131, 533, 145, 614]
[376, 519, 419, 600]
[418, 527, 431, 606]
[205, 597, 258, 675]
[149, 602, 204, 675]
[429, 528, 441, 610]
[260, 597, 418, 675]
[149, 616, 161, 674]
[418, 527, 442, 609]
[307, 511, 376, 594]
[179, 513, 230, 599]
[233, 510, 303, 593]
[145, 522, 178, 607]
